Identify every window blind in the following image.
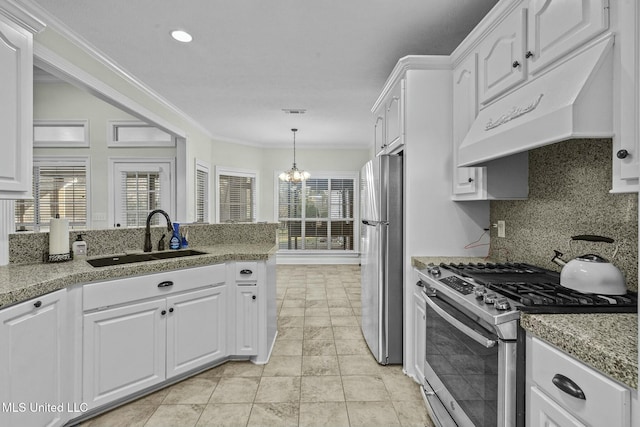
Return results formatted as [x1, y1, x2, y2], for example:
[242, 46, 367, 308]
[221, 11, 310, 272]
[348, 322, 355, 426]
[121, 171, 161, 227]
[219, 174, 255, 222]
[195, 168, 209, 223]
[15, 164, 87, 231]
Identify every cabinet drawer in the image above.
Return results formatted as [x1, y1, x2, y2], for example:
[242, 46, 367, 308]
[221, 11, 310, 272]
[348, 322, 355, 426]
[529, 336, 630, 427]
[236, 262, 258, 281]
[83, 264, 226, 311]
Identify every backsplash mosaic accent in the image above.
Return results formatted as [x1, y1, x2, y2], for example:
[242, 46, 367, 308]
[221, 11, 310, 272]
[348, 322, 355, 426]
[489, 139, 638, 292]
[9, 223, 278, 265]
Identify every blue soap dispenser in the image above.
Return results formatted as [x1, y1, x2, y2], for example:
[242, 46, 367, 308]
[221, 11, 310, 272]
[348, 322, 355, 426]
[169, 222, 181, 250]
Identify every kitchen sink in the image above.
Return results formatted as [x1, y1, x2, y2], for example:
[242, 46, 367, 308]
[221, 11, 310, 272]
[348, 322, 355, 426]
[86, 249, 207, 267]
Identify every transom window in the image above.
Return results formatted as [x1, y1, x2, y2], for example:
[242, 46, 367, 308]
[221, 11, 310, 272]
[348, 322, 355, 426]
[277, 173, 356, 251]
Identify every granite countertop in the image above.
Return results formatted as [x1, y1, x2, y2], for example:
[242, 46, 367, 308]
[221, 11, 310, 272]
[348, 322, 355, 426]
[0, 243, 277, 309]
[521, 313, 638, 390]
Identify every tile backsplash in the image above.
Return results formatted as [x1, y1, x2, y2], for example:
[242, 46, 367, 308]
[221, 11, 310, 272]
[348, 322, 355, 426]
[489, 139, 638, 292]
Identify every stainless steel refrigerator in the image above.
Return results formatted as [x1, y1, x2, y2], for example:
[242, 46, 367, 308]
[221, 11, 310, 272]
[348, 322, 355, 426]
[360, 154, 403, 365]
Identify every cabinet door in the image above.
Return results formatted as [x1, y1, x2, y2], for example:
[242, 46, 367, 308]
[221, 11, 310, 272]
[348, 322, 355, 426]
[385, 81, 403, 152]
[373, 115, 385, 156]
[412, 289, 426, 382]
[0, 17, 32, 199]
[166, 286, 227, 378]
[527, 0, 609, 75]
[0, 290, 67, 427]
[529, 386, 586, 427]
[478, 7, 527, 105]
[452, 53, 483, 197]
[83, 299, 166, 408]
[235, 284, 258, 356]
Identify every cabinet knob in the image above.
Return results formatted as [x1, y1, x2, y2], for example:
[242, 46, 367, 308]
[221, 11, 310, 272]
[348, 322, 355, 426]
[161, 310, 167, 315]
[33, 300, 42, 308]
[525, 51, 534, 59]
[468, 177, 474, 183]
[617, 149, 630, 159]
[169, 307, 174, 313]
[512, 60, 521, 68]
[252, 295, 257, 300]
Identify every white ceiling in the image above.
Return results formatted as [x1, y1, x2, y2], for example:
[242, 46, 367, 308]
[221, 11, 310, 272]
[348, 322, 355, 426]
[30, 0, 498, 149]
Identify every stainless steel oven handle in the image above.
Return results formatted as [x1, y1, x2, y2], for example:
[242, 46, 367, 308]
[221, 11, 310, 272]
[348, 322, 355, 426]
[424, 296, 497, 348]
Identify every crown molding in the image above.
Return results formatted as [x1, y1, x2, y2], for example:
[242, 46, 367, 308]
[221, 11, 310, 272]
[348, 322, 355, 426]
[0, 0, 45, 34]
[371, 55, 452, 113]
[14, 0, 212, 140]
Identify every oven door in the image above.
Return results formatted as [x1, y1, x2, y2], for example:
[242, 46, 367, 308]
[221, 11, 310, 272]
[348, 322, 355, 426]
[422, 292, 503, 427]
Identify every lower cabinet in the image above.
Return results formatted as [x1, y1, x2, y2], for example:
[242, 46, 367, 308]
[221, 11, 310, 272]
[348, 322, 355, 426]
[0, 289, 70, 427]
[235, 284, 258, 356]
[412, 285, 426, 382]
[526, 334, 632, 427]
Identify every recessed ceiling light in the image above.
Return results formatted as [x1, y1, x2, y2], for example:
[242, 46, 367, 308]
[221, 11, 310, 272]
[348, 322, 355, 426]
[170, 30, 193, 43]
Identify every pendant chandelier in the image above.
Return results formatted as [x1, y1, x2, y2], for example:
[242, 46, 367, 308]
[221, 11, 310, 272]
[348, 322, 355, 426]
[279, 128, 310, 182]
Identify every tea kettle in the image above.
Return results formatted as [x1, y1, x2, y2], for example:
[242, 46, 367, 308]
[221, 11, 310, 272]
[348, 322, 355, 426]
[551, 235, 626, 295]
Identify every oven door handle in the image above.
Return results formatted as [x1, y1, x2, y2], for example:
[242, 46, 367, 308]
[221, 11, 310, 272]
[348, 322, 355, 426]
[424, 296, 497, 349]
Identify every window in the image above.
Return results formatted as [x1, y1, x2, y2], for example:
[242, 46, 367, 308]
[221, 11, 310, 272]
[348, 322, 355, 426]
[216, 167, 257, 223]
[108, 121, 175, 147]
[109, 159, 174, 227]
[195, 160, 210, 223]
[15, 157, 89, 231]
[33, 120, 89, 147]
[277, 173, 357, 251]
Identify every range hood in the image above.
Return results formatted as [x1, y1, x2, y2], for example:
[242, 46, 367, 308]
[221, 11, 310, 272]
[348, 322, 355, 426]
[458, 36, 614, 167]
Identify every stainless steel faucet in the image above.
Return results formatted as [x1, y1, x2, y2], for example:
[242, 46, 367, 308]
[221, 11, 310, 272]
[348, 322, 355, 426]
[144, 209, 173, 252]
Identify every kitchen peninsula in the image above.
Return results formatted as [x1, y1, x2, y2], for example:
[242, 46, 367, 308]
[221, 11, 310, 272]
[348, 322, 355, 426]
[0, 222, 278, 427]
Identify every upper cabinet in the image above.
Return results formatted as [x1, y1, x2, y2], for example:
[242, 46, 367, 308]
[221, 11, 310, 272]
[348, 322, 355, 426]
[478, 7, 527, 106]
[527, 0, 609, 76]
[0, 6, 43, 199]
[478, 0, 609, 108]
[374, 78, 404, 156]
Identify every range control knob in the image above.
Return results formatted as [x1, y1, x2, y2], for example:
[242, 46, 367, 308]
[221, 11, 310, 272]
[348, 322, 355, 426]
[483, 293, 498, 305]
[473, 286, 486, 299]
[494, 298, 511, 311]
[429, 266, 441, 276]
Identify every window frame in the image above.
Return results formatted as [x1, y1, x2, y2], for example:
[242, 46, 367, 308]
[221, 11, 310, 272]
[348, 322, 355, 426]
[33, 120, 89, 148]
[195, 159, 211, 223]
[274, 170, 359, 254]
[107, 120, 176, 148]
[108, 157, 175, 228]
[215, 166, 258, 223]
[15, 156, 91, 232]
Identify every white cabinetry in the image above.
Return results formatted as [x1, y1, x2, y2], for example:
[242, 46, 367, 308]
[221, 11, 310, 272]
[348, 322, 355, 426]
[0, 289, 70, 427]
[233, 261, 259, 356]
[374, 79, 404, 156]
[412, 282, 426, 382]
[478, 6, 527, 106]
[82, 264, 227, 409]
[452, 51, 528, 200]
[0, 7, 41, 199]
[526, 334, 631, 427]
[477, 0, 609, 107]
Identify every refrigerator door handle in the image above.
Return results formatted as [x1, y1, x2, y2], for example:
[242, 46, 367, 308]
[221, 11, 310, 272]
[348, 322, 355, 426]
[362, 219, 389, 226]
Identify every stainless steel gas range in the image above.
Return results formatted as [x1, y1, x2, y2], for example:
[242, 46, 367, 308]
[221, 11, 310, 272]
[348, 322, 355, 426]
[416, 262, 637, 427]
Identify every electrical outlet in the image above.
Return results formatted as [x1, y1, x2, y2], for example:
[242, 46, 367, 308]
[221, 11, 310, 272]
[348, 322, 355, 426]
[497, 220, 506, 238]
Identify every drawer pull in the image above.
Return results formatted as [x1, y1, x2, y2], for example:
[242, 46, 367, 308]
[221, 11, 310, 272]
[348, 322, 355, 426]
[552, 374, 586, 400]
[158, 281, 174, 288]
[240, 269, 253, 275]
[33, 300, 42, 308]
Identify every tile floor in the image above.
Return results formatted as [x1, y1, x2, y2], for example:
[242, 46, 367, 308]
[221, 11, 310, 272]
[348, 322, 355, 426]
[80, 264, 434, 427]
